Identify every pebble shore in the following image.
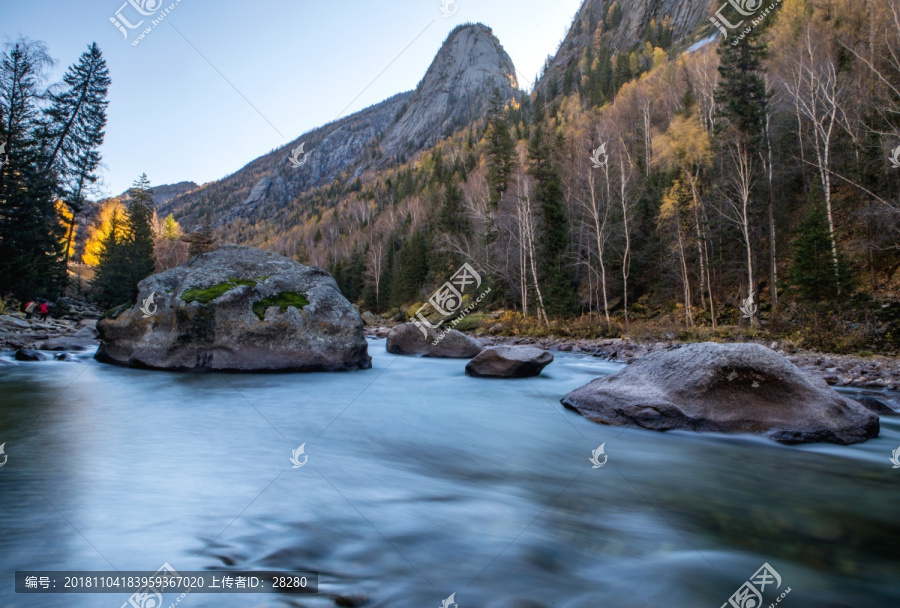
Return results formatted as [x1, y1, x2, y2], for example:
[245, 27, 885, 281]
[365, 327, 900, 392]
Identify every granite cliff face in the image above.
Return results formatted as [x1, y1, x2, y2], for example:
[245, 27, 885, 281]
[381, 24, 518, 160]
[161, 23, 519, 230]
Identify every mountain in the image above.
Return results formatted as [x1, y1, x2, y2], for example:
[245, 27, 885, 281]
[381, 23, 518, 159]
[536, 0, 713, 98]
[160, 23, 519, 231]
[145, 181, 199, 207]
[158, 92, 411, 228]
[102, 180, 199, 208]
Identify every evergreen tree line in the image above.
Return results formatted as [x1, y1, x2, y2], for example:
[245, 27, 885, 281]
[92, 174, 157, 307]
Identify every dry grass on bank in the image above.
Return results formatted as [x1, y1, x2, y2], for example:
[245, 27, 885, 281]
[469, 309, 893, 357]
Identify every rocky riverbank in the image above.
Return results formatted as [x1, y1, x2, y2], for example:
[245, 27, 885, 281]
[5, 308, 898, 393]
[364, 327, 900, 392]
[0, 298, 101, 353]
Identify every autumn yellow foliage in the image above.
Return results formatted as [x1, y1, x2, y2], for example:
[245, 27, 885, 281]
[83, 200, 127, 266]
[56, 200, 76, 260]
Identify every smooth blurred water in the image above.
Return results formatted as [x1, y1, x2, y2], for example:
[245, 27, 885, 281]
[1, 339, 898, 608]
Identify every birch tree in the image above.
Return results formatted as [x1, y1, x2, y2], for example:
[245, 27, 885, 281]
[780, 24, 846, 292]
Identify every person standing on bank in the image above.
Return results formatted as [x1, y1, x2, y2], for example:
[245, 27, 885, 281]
[38, 300, 49, 321]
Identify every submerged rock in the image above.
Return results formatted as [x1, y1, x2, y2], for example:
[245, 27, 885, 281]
[95, 246, 371, 372]
[15, 349, 45, 362]
[386, 323, 483, 358]
[40, 333, 96, 351]
[466, 346, 553, 378]
[561, 343, 879, 445]
[856, 396, 897, 416]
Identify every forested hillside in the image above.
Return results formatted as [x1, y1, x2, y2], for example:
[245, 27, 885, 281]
[221, 0, 899, 353]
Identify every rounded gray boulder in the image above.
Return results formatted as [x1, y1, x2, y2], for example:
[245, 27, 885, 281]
[95, 246, 371, 372]
[465, 345, 553, 378]
[386, 322, 483, 358]
[561, 342, 879, 445]
[15, 349, 46, 362]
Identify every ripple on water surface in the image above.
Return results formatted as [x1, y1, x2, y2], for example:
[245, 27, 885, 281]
[0, 342, 898, 607]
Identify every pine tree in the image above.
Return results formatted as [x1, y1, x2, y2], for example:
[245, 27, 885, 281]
[438, 182, 468, 234]
[0, 39, 65, 300]
[379, 241, 395, 310]
[714, 29, 770, 313]
[528, 107, 577, 317]
[714, 31, 768, 149]
[614, 52, 633, 92]
[92, 174, 157, 307]
[485, 91, 515, 207]
[788, 204, 852, 303]
[92, 209, 131, 307]
[124, 173, 156, 284]
[43, 42, 111, 268]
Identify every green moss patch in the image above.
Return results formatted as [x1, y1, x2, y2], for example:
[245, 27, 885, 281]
[102, 303, 130, 319]
[253, 292, 309, 320]
[181, 279, 257, 305]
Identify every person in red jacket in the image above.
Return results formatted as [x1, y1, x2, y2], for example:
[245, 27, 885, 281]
[38, 301, 49, 321]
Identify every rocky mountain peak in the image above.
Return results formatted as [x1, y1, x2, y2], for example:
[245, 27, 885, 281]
[160, 24, 519, 230]
[381, 23, 519, 159]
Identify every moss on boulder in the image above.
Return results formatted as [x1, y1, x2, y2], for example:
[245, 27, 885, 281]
[253, 292, 309, 320]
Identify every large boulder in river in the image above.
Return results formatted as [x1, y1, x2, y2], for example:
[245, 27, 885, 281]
[386, 322, 483, 358]
[95, 246, 371, 372]
[561, 343, 879, 445]
[466, 346, 554, 378]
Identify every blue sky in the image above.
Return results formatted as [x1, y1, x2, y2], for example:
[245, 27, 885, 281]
[1, 0, 584, 197]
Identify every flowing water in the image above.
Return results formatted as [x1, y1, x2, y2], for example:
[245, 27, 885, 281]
[1, 339, 899, 608]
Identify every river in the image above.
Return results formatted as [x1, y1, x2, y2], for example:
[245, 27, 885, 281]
[1, 339, 898, 607]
